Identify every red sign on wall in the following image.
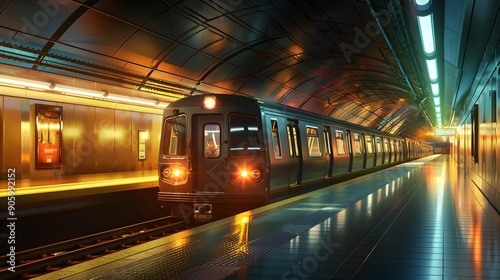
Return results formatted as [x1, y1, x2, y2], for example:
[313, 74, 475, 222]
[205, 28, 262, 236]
[35, 104, 63, 169]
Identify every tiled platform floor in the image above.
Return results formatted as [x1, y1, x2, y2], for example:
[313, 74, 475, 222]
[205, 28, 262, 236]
[37, 155, 500, 279]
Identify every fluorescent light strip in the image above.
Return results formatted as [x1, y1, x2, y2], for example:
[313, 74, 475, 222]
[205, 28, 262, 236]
[0, 76, 51, 89]
[431, 82, 439, 95]
[417, 14, 436, 55]
[434, 96, 440, 107]
[415, 0, 430, 5]
[107, 95, 157, 107]
[0, 74, 168, 108]
[54, 86, 104, 99]
[426, 58, 438, 81]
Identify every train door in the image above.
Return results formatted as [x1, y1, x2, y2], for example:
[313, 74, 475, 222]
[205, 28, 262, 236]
[287, 119, 302, 187]
[375, 136, 383, 166]
[192, 114, 224, 192]
[361, 134, 367, 169]
[365, 134, 375, 168]
[389, 139, 398, 162]
[323, 126, 333, 178]
[399, 140, 402, 161]
[346, 130, 353, 173]
[333, 129, 349, 175]
[383, 137, 390, 164]
[349, 131, 364, 172]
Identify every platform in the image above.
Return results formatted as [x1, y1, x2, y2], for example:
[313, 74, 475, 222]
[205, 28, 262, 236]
[33, 155, 500, 279]
[1, 170, 158, 204]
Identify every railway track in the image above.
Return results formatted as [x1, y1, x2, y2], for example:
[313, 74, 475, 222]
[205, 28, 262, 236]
[0, 216, 186, 279]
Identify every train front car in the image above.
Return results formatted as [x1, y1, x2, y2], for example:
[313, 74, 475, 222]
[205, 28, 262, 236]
[158, 95, 269, 223]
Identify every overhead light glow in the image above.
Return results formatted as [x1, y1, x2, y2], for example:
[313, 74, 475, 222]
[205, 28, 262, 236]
[0, 74, 168, 108]
[415, 0, 440, 128]
[434, 96, 440, 106]
[107, 95, 157, 106]
[415, 0, 431, 7]
[431, 83, 439, 95]
[426, 58, 438, 81]
[54, 86, 104, 98]
[0, 76, 51, 90]
[417, 14, 436, 55]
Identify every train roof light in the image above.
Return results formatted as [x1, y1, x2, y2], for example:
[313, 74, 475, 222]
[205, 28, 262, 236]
[203, 96, 216, 110]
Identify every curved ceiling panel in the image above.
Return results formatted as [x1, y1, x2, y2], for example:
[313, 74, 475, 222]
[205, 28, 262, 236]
[2, 0, 488, 141]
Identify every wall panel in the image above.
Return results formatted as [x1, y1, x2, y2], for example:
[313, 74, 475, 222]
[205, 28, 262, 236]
[59, 103, 76, 176]
[72, 105, 96, 174]
[3, 97, 22, 177]
[0, 96, 3, 177]
[21, 99, 30, 176]
[95, 107, 115, 173]
[151, 114, 162, 169]
[115, 110, 132, 171]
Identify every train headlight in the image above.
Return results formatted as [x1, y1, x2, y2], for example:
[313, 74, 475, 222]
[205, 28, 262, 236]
[232, 165, 263, 183]
[173, 169, 182, 177]
[203, 96, 216, 110]
[161, 165, 187, 184]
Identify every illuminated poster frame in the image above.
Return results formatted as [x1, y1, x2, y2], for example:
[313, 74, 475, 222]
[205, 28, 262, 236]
[138, 130, 147, 160]
[35, 104, 63, 169]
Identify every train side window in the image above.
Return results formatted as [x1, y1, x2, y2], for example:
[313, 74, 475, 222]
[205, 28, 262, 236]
[292, 126, 300, 156]
[204, 123, 221, 158]
[306, 126, 321, 157]
[365, 135, 373, 154]
[287, 125, 294, 157]
[270, 119, 282, 158]
[375, 137, 382, 153]
[162, 115, 186, 156]
[353, 133, 362, 154]
[383, 138, 389, 152]
[335, 131, 346, 155]
[229, 114, 261, 157]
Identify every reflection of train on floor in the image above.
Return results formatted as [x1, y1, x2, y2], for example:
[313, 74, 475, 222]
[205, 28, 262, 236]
[158, 94, 433, 222]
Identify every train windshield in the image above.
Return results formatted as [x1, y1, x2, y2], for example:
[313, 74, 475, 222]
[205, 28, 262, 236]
[229, 114, 261, 157]
[161, 115, 186, 156]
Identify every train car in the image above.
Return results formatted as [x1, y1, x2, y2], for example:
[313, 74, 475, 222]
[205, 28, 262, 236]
[158, 94, 430, 222]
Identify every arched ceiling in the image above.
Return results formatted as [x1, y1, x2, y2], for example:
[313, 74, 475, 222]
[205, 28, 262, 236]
[0, 0, 496, 141]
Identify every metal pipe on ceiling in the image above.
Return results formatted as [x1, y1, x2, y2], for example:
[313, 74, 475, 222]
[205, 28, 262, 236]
[365, 0, 434, 129]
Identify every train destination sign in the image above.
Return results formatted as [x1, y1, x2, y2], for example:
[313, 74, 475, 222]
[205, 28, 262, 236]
[435, 128, 456, 136]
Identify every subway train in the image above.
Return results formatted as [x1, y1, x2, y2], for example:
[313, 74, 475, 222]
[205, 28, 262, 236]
[158, 94, 433, 222]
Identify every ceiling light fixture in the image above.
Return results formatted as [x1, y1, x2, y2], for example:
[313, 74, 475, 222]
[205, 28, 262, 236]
[417, 14, 436, 55]
[0, 74, 168, 108]
[414, 0, 442, 128]
[0, 76, 51, 90]
[54, 85, 104, 99]
[425, 58, 438, 81]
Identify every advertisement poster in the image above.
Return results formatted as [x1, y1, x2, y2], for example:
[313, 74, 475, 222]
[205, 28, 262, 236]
[35, 104, 63, 169]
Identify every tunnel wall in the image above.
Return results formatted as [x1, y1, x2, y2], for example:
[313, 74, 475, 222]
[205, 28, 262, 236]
[452, 52, 500, 214]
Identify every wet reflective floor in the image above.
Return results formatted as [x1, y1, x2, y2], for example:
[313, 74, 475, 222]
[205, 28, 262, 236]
[39, 155, 500, 279]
